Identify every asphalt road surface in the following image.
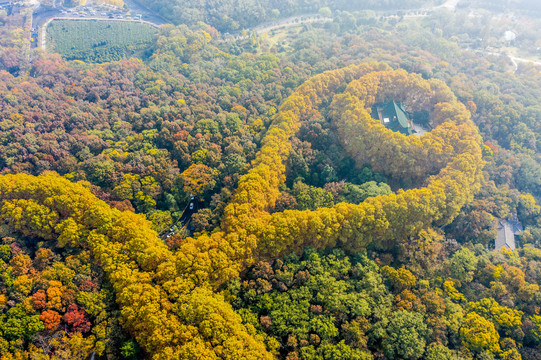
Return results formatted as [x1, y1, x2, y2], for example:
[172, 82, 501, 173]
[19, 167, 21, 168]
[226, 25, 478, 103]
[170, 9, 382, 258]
[32, 6, 61, 29]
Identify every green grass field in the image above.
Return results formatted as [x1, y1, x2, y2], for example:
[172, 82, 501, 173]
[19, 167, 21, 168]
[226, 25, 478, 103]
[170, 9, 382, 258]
[46, 20, 157, 63]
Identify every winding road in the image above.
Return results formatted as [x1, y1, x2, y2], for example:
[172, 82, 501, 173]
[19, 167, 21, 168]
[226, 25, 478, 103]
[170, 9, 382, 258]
[32, 0, 541, 71]
[251, 0, 461, 34]
[478, 49, 541, 72]
[508, 55, 541, 71]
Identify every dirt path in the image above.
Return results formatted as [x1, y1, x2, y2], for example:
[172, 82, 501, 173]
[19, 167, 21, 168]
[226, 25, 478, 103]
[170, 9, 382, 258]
[509, 55, 541, 69]
[474, 49, 541, 72]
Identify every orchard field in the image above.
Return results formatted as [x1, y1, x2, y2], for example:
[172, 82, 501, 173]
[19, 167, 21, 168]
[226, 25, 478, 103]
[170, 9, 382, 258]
[46, 20, 157, 62]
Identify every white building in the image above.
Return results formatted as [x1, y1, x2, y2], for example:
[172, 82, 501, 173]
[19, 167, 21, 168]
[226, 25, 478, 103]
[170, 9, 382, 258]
[503, 30, 516, 42]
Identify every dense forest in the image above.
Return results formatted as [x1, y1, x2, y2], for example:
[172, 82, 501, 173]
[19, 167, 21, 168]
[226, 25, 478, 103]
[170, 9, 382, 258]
[0, 2, 541, 360]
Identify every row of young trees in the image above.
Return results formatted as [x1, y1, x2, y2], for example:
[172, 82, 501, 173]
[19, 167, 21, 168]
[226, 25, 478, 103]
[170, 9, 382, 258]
[174, 62, 393, 287]
[0, 64, 486, 358]
[176, 64, 484, 281]
[0, 173, 274, 359]
[3, 170, 537, 359]
[1, 9, 540, 357]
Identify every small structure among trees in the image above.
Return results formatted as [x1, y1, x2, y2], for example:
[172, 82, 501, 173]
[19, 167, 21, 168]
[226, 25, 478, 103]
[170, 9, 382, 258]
[495, 217, 523, 250]
[503, 30, 516, 44]
[371, 100, 414, 135]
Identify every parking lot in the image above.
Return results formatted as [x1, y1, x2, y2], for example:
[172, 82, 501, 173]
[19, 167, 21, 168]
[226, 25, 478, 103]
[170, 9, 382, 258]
[31, 0, 168, 35]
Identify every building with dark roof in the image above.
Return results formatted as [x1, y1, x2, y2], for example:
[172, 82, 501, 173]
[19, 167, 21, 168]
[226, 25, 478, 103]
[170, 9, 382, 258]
[371, 101, 414, 135]
[495, 218, 523, 250]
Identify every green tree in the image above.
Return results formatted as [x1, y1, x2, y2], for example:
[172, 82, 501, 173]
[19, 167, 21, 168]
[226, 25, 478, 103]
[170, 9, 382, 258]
[424, 343, 459, 360]
[383, 311, 429, 360]
[121, 340, 142, 359]
[147, 210, 173, 234]
[0, 304, 44, 341]
[449, 248, 478, 284]
[318, 7, 332, 17]
[291, 181, 334, 210]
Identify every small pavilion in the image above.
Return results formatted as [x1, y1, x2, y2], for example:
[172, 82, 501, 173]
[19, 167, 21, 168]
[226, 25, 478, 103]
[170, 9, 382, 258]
[371, 101, 414, 135]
